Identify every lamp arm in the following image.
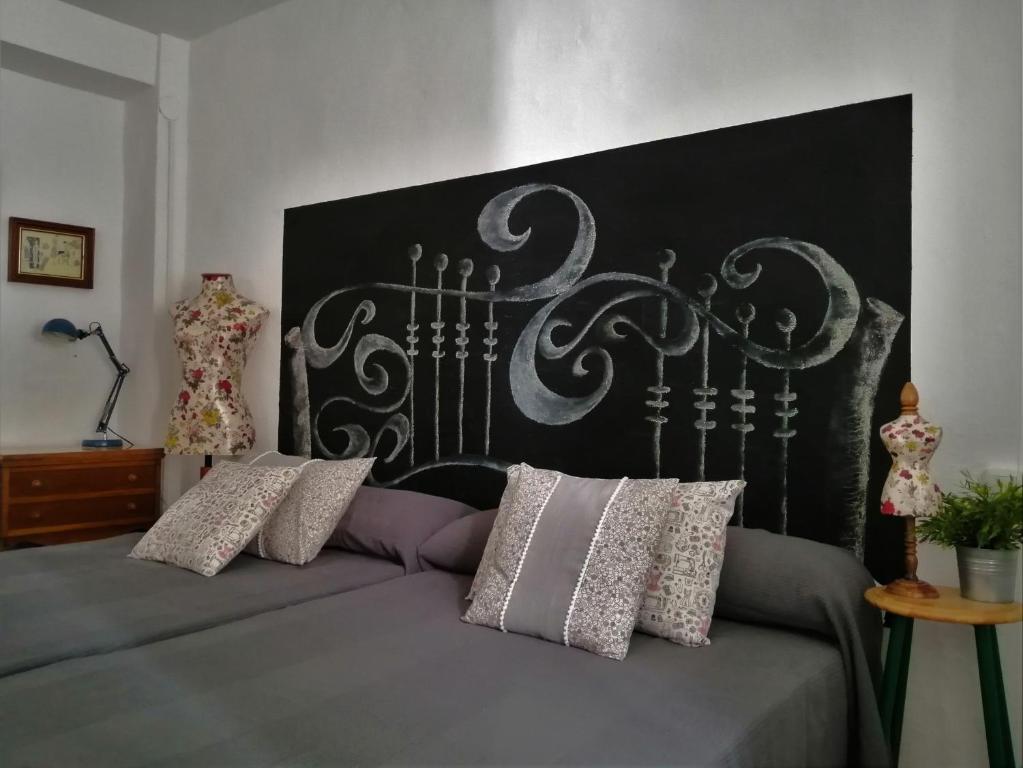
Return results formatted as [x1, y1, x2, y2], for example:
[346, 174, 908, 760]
[89, 324, 130, 376]
[96, 369, 127, 434]
[87, 324, 130, 434]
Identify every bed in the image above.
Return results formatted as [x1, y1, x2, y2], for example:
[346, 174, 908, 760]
[0, 526, 889, 768]
[0, 532, 404, 677]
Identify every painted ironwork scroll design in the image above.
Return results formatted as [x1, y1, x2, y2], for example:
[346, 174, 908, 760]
[294, 183, 596, 465]
[645, 250, 675, 478]
[729, 303, 756, 525]
[507, 236, 862, 429]
[286, 183, 902, 558]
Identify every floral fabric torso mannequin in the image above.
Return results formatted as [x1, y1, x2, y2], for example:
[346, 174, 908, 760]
[878, 382, 943, 598]
[879, 402, 943, 518]
[165, 274, 269, 455]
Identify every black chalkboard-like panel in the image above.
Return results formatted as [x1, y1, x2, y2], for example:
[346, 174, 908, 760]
[281, 96, 911, 581]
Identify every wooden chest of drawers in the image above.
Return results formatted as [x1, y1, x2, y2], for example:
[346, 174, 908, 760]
[0, 447, 163, 547]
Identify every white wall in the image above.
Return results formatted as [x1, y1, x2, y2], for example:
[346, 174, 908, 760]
[0, 69, 126, 447]
[184, 1, 1021, 766]
[0, 2, 187, 465]
[117, 33, 190, 470]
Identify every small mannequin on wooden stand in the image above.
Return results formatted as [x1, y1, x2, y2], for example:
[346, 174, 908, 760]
[164, 273, 269, 477]
[880, 382, 942, 599]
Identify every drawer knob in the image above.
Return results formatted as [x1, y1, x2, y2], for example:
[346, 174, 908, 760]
[126, 502, 137, 511]
[29, 510, 42, 520]
[127, 473, 138, 482]
[30, 479, 43, 488]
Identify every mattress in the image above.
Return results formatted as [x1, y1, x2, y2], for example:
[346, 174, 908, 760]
[0, 533, 405, 677]
[0, 569, 848, 768]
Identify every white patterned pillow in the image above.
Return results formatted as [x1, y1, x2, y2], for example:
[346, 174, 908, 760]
[129, 461, 299, 576]
[463, 464, 676, 660]
[636, 480, 745, 647]
[244, 452, 374, 565]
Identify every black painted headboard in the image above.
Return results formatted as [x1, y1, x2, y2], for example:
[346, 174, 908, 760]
[279, 96, 912, 581]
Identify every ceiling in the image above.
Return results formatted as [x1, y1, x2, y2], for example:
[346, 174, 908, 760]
[60, 0, 293, 40]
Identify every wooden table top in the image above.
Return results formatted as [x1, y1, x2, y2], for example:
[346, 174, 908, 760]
[865, 585, 1023, 626]
[0, 446, 164, 467]
[0, 445, 162, 456]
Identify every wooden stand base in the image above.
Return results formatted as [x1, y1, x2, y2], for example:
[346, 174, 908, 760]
[885, 577, 940, 599]
[885, 515, 939, 599]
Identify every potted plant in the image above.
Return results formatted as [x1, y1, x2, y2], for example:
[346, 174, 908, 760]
[917, 473, 1022, 602]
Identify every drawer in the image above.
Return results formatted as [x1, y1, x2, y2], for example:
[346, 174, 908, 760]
[7, 493, 157, 533]
[7, 463, 158, 499]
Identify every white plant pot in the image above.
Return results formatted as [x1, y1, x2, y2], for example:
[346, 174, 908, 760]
[956, 546, 1020, 603]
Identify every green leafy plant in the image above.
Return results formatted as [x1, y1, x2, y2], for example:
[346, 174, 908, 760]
[918, 473, 1023, 550]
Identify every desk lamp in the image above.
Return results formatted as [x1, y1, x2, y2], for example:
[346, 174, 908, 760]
[42, 318, 130, 448]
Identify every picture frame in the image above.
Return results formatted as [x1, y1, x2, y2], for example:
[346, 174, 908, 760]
[7, 217, 94, 289]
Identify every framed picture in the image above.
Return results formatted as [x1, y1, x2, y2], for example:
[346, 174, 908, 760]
[7, 217, 94, 289]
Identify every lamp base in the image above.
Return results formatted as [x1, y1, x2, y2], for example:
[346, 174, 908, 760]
[884, 577, 940, 599]
[82, 437, 123, 448]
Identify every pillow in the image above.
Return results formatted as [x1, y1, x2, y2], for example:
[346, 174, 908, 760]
[243, 451, 374, 565]
[327, 486, 478, 572]
[129, 461, 300, 576]
[418, 508, 498, 573]
[636, 479, 745, 647]
[462, 464, 676, 660]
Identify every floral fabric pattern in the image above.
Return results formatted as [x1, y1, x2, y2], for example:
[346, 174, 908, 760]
[563, 479, 679, 659]
[165, 275, 269, 455]
[466, 466, 522, 602]
[129, 461, 300, 576]
[879, 413, 942, 518]
[244, 452, 375, 565]
[637, 480, 745, 647]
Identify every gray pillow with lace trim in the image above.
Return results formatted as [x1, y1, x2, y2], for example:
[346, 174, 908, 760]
[462, 464, 676, 660]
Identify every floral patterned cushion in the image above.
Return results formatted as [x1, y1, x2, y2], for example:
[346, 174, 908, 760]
[244, 452, 374, 565]
[129, 461, 300, 576]
[462, 464, 675, 660]
[636, 480, 745, 647]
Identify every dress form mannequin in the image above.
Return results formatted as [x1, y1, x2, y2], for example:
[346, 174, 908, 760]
[880, 382, 942, 598]
[164, 274, 269, 462]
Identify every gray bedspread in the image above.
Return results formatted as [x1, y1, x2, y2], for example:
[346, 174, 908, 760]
[717, 527, 889, 768]
[0, 533, 404, 677]
[1, 570, 850, 768]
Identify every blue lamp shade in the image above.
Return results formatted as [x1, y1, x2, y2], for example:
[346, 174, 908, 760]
[42, 318, 83, 340]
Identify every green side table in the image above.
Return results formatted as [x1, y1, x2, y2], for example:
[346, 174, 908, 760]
[865, 585, 1023, 768]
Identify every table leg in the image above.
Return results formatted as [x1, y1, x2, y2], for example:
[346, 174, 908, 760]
[880, 615, 914, 766]
[975, 625, 1016, 768]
